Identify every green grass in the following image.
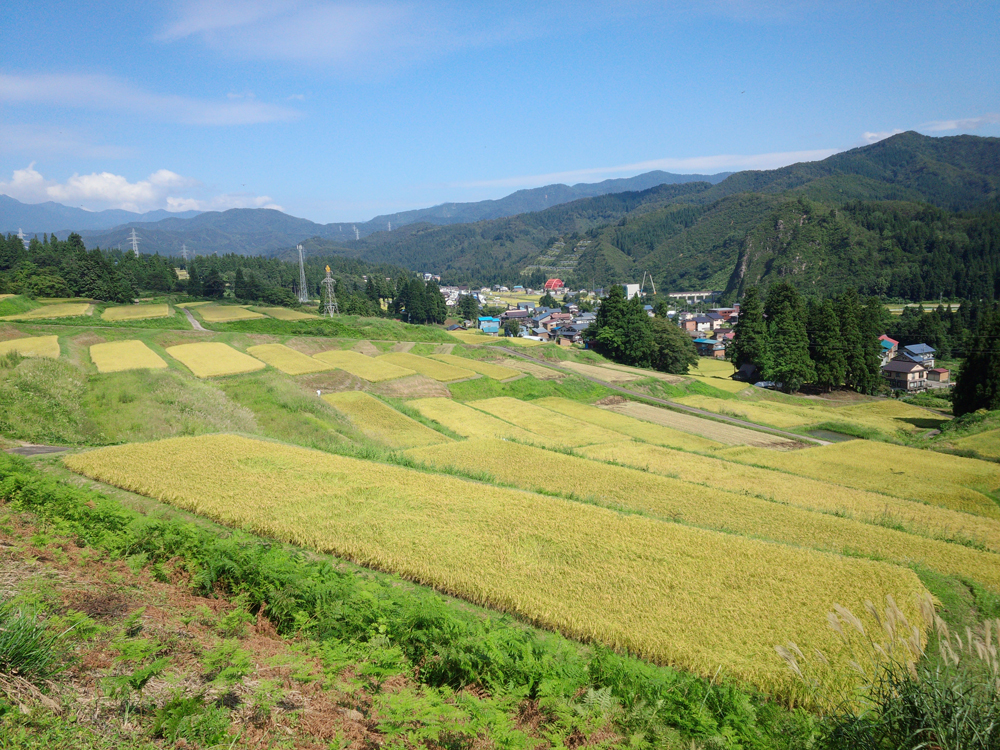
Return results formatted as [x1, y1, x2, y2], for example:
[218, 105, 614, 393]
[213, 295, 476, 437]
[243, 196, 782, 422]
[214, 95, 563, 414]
[631, 376, 739, 401]
[0, 295, 40, 317]
[206, 315, 455, 342]
[447, 373, 613, 402]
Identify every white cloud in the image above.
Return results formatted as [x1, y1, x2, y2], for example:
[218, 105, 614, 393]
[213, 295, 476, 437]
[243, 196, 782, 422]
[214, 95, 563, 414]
[0, 164, 280, 213]
[920, 113, 1000, 132]
[0, 72, 301, 125]
[862, 129, 904, 145]
[0, 124, 134, 159]
[454, 148, 841, 190]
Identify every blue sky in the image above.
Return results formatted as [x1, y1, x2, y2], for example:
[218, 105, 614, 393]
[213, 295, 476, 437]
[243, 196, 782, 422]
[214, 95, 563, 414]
[1, 0, 998, 222]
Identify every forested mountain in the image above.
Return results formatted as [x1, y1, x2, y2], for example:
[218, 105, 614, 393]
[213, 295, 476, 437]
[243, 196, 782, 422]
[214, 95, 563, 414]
[0, 195, 201, 234]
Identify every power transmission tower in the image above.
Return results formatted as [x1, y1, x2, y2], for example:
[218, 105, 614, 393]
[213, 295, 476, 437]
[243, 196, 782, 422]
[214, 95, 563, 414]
[321, 265, 339, 316]
[353, 225, 359, 240]
[128, 228, 140, 256]
[181, 243, 189, 262]
[297, 244, 309, 304]
[17, 229, 28, 250]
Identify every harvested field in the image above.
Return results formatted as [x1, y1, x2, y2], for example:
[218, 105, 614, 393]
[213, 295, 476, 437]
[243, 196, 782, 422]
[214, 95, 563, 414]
[0, 335, 60, 358]
[534, 397, 724, 451]
[578, 440, 1000, 554]
[948, 429, 1000, 459]
[351, 340, 380, 356]
[559, 360, 643, 382]
[101, 304, 171, 322]
[599, 362, 685, 383]
[252, 306, 316, 321]
[408, 438, 1000, 593]
[165, 342, 266, 378]
[89, 340, 168, 373]
[369, 374, 450, 400]
[716, 442, 1000, 519]
[1, 302, 91, 321]
[197, 305, 266, 323]
[321, 391, 451, 449]
[379, 352, 478, 382]
[606, 401, 804, 449]
[428, 353, 520, 380]
[469, 397, 625, 447]
[246, 344, 333, 375]
[313, 349, 415, 382]
[500, 359, 564, 379]
[65, 434, 928, 701]
[409, 397, 540, 442]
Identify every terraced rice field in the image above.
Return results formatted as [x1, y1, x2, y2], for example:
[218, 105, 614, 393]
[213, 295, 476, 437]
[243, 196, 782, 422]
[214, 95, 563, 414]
[578, 440, 1000, 553]
[716, 442, 1000, 519]
[428, 353, 520, 380]
[245, 344, 333, 375]
[686, 360, 749, 393]
[65, 434, 928, 701]
[409, 397, 540, 442]
[408, 438, 1000, 592]
[497, 358, 564, 379]
[89, 340, 168, 373]
[1, 302, 91, 321]
[101, 304, 172, 322]
[321, 391, 451, 448]
[469, 397, 626, 447]
[165, 342, 266, 378]
[559, 360, 643, 382]
[197, 305, 266, 323]
[447, 330, 545, 347]
[598, 362, 686, 383]
[948, 429, 1000, 459]
[379, 352, 478, 382]
[312, 349, 415, 381]
[533, 397, 724, 451]
[176, 301, 212, 308]
[252, 307, 316, 321]
[0, 335, 60, 358]
[605, 401, 804, 449]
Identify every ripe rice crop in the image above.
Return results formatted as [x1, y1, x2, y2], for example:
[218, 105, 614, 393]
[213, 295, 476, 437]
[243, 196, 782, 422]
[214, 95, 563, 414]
[408, 438, 1000, 592]
[691, 358, 739, 377]
[1, 302, 91, 321]
[409, 397, 540, 442]
[598, 362, 686, 383]
[245, 344, 333, 375]
[0, 335, 60, 358]
[252, 307, 316, 321]
[428, 353, 520, 380]
[89, 340, 168, 373]
[197, 305, 266, 323]
[949, 429, 1000, 459]
[176, 301, 212, 308]
[312, 349, 415, 381]
[716, 442, 1000, 519]
[100, 304, 171, 322]
[448, 330, 545, 347]
[534, 397, 724, 451]
[322, 391, 451, 448]
[379, 352, 478, 382]
[578, 440, 1000, 554]
[559, 360, 643, 383]
[469, 397, 624, 447]
[687, 376, 752, 394]
[65, 433, 928, 701]
[499, 359, 564, 379]
[165, 342, 266, 378]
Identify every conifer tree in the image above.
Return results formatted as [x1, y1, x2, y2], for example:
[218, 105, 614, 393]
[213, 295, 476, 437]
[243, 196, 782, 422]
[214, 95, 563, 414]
[810, 299, 846, 391]
[838, 289, 866, 391]
[730, 286, 769, 374]
[953, 307, 1000, 416]
[766, 302, 815, 392]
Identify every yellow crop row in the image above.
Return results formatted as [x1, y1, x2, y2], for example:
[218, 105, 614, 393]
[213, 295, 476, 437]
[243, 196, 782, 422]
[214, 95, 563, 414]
[948, 429, 1000, 459]
[533, 397, 724, 451]
[428, 353, 520, 380]
[101, 304, 171, 322]
[246, 344, 332, 375]
[559, 360, 643, 383]
[0, 335, 60, 358]
[1, 302, 91, 321]
[378, 352, 477, 382]
[312, 349, 415, 381]
[321, 391, 451, 449]
[165, 342, 266, 378]
[407, 438, 1000, 593]
[409, 397, 540, 442]
[578, 440, 1000, 554]
[717, 441, 1000, 519]
[251, 307, 316, 321]
[468, 397, 624, 447]
[64, 434, 928, 701]
[447, 330, 545, 347]
[89, 340, 168, 373]
[196, 305, 266, 322]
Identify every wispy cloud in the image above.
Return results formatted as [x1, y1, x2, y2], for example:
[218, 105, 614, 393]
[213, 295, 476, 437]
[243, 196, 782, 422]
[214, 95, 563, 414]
[920, 113, 1000, 132]
[861, 129, 904, 145]
[0, 124, 135, 159]
[454, 148, 841, 190]
[0, 164, 281, 213]
[0, 72, 301, 125]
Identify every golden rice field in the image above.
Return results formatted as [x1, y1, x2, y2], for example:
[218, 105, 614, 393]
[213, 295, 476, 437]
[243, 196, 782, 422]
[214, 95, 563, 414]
[578, 440, 1000, 554]
[176, 301, 212, 308]
[89, 340, 168, 373]
[100, 304, 172, 322]
[378, 352, 478, 382]
[0, 294, 16, 300]
[428, 353, 520, 380]
[165, 342, 266, 378]
[245, 344, 333, 375]
[559, 360, 643, 383]
[0, 335, 60, 358]
[717, 442, 1000, 519]
[687, 375, 753, 394]
[598, 362, 686, 383]
[252, 307, 316, 321]
[468, 397, 624, 447]
[64, 434, 928, 701]
[196, 305, 266, 323]
[499, 358, 564, 379]
[408, 397, 541, 442]
[605, 401, 804, 449]
[408, 438, 1000, 592]
[1, 302, 91, 321]
[691, 358, 739, 377]
[447, 330, 545, 347]
[948, 429, 1000, 459]
[321, 391, 451, 449]
[312, 349, 415, 382]
[533, 397, 724, 451]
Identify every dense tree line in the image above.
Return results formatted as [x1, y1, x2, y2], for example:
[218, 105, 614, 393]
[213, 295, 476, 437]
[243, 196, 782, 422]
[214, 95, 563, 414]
[953, 303, 1000, 416]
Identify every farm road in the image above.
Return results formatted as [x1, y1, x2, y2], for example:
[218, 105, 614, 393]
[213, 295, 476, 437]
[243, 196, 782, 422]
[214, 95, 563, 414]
[182, 308, 207, 331]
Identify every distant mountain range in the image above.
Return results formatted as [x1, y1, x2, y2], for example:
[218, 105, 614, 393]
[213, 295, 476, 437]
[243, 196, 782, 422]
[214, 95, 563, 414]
[0, 195, 202, 234]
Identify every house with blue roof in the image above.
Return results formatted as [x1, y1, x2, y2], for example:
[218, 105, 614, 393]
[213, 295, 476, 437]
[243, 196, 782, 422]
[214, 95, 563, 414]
[478, 316, 500, 334]
[897, 343, 935, 368]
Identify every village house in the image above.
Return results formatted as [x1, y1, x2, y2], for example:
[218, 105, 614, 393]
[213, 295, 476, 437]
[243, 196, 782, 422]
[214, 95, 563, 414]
[882, 359, 927, 391]
[927, 367, 950, 384]
[694, 338, 727, 358]
[878, 335, 899, 364]
[897, 343, 936, 368]
[477, 316, 500, 334]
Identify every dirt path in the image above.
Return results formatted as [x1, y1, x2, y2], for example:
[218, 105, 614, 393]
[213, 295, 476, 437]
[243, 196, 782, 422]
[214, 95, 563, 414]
[5, 445, 67, 456]
[182, 308, 207, 331]
[391, 341, 415, 353]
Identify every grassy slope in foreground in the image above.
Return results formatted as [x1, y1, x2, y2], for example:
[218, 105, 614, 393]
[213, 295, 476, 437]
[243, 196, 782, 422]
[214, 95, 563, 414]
[64, 433, 927, 702]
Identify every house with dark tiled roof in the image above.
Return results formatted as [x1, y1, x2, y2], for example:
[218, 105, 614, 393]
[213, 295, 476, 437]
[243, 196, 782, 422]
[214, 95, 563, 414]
[882, 358, 927, 391]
